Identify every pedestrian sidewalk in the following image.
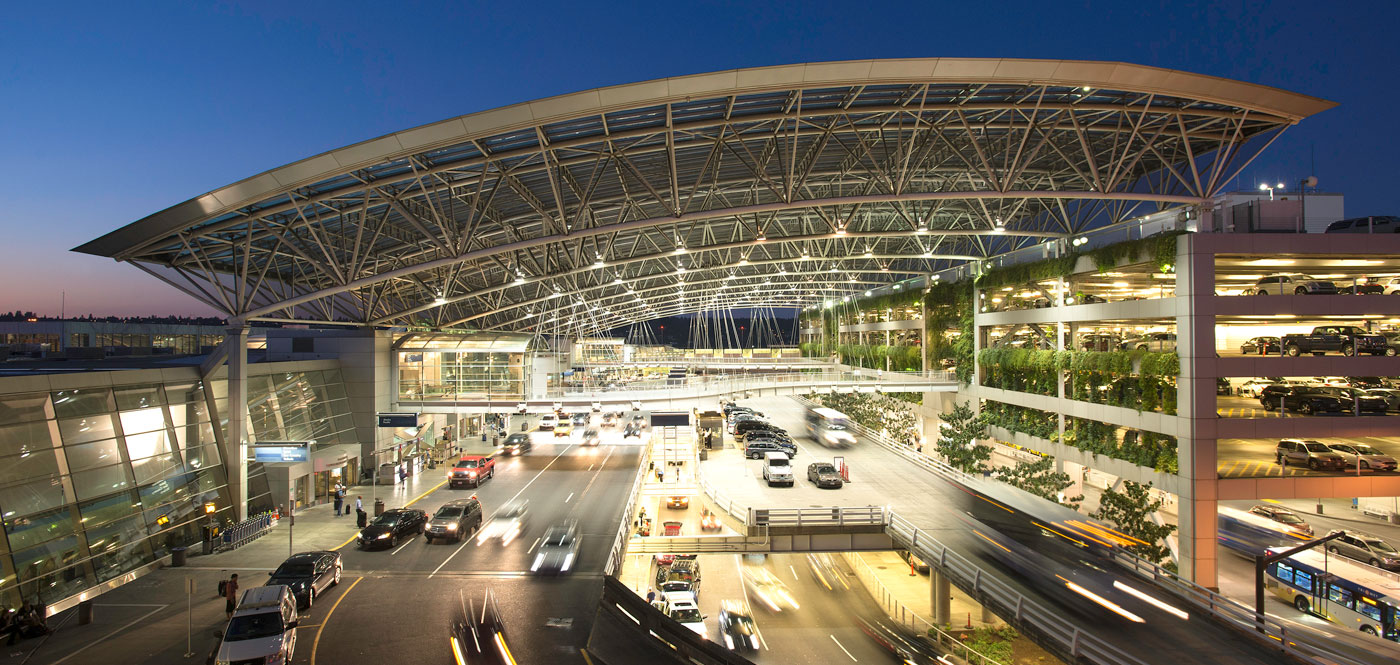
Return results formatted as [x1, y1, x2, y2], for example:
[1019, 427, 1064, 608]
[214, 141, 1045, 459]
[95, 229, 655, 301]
[188, 469, 447, 573]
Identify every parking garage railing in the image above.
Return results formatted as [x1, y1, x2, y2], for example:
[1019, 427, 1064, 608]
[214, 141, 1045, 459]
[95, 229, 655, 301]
[604, 454, 652, 577]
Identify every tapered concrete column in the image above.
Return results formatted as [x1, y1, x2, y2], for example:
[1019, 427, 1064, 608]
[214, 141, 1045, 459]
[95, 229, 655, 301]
[981, 604, 995, 623]
[932, 570, 951, 625]
[225, 326, 250, 521]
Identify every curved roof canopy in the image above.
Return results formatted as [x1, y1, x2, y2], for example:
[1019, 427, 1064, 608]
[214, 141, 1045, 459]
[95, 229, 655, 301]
[77, 58, 1333, 334]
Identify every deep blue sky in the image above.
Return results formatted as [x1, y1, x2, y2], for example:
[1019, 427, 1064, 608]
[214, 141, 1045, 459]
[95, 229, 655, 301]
[2, 1, 1395, 317]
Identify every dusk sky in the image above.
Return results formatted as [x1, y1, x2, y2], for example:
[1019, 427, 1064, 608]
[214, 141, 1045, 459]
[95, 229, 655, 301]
[2, 1, 1395, 318]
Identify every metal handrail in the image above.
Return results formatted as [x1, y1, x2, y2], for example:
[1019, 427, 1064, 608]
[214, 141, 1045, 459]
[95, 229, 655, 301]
[603, 454, 651, 576]
[548, 369, 956, 398]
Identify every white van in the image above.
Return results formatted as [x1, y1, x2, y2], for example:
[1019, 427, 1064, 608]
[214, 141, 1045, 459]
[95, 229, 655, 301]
[216, 585, 299, 665]
[539, 413, 558, 431]
[761, 452, 794, 487]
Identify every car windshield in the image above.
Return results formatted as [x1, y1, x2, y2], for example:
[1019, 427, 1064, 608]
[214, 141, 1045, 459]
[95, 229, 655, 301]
[507, 435, 527, 444]
[661, 580, 692, 591]
[1272, 512, 1305, 525]
[1354, 445, 1384, 455]
[727, 614, 754, 634]
[224, 612, 284, 641]
[436, 507, 463, 518]
[1330, 445, 1356, 454]
[1365, 539, 1398, 554]
[1304, 443, 1332, 453]
[457, 460, 479, 468]
[814, 465, 835, 474]
[671, 608, 703, 623]
[544, 530, 572, 546]
[372, 515, 399, 527]
[272, 562, 314, 577]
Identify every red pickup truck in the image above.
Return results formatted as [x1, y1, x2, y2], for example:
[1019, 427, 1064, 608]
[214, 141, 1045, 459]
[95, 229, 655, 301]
[448, 455, 495, 488]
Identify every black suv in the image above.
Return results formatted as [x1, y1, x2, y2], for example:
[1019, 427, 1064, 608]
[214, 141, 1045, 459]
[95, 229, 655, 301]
[501, 433, 532, 456]
[1258, 386, 1347, 415]
[425, 498, 483, 544]
[734, 420, 785, 441]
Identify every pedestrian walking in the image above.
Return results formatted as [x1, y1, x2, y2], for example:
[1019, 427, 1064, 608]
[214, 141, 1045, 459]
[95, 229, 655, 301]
[646, 589, 656, 604]
[333, 489, 343, 517]
[224, 574, 240, 618]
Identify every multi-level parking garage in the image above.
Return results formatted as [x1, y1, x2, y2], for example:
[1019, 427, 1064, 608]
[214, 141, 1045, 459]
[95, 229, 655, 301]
[20, 57, 1396, 665]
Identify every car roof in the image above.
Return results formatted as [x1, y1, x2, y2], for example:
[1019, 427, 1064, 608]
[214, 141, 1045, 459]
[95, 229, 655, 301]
[440, 498, 479, 508]
[458, 454, 490, 461]
[236, 585, 292, 612]
[280, 551, 331, 564]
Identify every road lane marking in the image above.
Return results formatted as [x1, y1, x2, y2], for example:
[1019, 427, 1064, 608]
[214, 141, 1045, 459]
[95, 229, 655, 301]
[527, 537, 542, 554]
[431, 536, 476, 578]
[310, 576, 362, 665]
[49, 605, 167, 665]
[427, 441, 577, 577]
[830, 634, 858, 661]
[565, 492, 575, 503]
[390, 535, 416, 555]
[789, 565, 799, 581]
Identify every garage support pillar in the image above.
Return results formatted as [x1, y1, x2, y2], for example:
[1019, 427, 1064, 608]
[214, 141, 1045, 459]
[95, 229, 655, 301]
[931, 570, 951, 625]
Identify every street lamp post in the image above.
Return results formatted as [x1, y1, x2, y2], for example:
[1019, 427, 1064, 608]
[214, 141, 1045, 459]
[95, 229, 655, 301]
[1258, 182, 1284, 201]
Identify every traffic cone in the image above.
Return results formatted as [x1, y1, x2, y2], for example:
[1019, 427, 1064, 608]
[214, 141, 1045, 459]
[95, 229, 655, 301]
[966, 612, 973, 629]
[909, 559, 917, 576]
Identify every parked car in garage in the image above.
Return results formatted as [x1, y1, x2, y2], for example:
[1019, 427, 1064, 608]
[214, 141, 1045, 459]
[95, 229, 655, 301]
[1258, 386, 1347, 414]
[1120, 332, 1176, 352]
[1239, 336, 1281, 355]
[1250, 274, 1339, 295]
[1275, 439, 1347, 470]
[1326, 443, 1398, 471]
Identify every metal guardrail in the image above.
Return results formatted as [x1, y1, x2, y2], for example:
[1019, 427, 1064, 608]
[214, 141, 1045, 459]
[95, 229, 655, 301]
[749, 506, 885, 527]
[595, 576, 752, 665]
[604, 456, 651, 576]
[217, 511, 276, 552]
[885, 512, 1150, 665]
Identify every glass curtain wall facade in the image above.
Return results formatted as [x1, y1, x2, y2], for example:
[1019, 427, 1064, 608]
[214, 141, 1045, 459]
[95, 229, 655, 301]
[244, 369, 357, 513]
[0, 382, 231, 609]
[397, 333, 541, 401]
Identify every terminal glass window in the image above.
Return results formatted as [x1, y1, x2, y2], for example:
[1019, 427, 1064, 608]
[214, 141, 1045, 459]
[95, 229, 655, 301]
[397, 333, 542, 401]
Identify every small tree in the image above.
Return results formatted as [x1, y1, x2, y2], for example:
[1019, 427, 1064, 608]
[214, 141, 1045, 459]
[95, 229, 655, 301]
[936, 401, 991, 473]
[1091, 481, 1176, 563]
[999, 456, 1082, 510]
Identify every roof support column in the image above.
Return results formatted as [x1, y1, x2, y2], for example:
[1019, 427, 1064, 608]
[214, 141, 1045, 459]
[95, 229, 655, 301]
[224, 326, 250, 522]
[1174, 234, 1218, 588]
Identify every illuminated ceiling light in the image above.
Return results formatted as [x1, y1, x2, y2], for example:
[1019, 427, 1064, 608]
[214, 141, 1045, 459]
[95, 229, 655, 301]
[881, 266, 890, 272]
[779, 267, 787, 274]
[676, 266, 686, 273]
[593, 258, 606, 268]
[549, 291, 562, 298]
[835, 226, 847, 236]
[993, 217, 1006, 233]
[823, 300, 834, 308]
[1081, 86, 1092, 92]
[726, 274, 735, 280]
[756, 232, 766, 242]
[829, 267, 838, 273]
[432, 297, 447, 306]
[739, 258, 748, 265]
[613, 277, 623, 284]
[842, 296, 850, 302]
[922, 250, 933, 258]
[864, 290, 872, 297]
[513, 274, 527, 285]
[892, 284, 901, 290]
[673, 245, 687, 255]
[863, 249, 873, 258]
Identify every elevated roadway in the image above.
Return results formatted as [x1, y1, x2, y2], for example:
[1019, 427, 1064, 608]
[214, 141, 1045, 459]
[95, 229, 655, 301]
[698, 396, 1396, 665]
[399, 369, 956, 412]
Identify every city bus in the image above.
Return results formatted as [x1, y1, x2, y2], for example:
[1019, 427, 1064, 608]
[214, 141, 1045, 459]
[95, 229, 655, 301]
[1218, 506, 1310, 555]
[1265, 547, 1400, 642]
[805, 406, 855, 448]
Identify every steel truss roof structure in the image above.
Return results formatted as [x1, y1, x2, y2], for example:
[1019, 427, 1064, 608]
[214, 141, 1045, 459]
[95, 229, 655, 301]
[77, 58, 1333, 335]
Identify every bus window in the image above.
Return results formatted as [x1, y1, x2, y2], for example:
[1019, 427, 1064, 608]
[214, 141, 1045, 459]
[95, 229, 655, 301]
[1358, 597, 1382, 621]
[1295, 569, 1313, 592]
[1275, 562, 1294, 585]
[1329, 584, 1354, 609]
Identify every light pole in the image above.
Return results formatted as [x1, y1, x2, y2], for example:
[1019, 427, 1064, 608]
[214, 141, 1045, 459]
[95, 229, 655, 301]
[1258, 182, 1284, 201]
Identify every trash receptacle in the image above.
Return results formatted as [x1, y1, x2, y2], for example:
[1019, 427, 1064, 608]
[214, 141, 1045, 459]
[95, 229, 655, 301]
[374, 499, 386, 516]
[201, 525, 216, 555]
[698, 449, 709, 461]
[171, 546, 187, 567]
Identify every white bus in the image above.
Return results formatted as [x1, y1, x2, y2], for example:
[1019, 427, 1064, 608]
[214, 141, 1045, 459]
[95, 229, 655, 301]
[1265, 546, 1400, 642]
[805, 406, 855, 448]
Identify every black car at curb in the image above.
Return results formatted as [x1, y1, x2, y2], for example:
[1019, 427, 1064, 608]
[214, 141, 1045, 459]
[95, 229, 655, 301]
[357, 508, 428, 549]
[267, 551, 342, 608]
